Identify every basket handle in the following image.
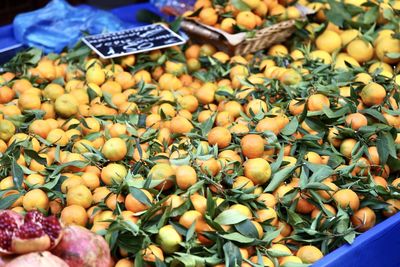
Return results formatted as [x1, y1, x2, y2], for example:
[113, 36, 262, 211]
[180, 20, 222, 41]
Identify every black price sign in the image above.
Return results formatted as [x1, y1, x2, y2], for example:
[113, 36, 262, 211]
[82, 23, 186, 59]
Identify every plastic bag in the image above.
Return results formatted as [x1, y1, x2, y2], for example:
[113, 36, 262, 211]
[13, 0, 127, 53]
[150, 0, 195, 15]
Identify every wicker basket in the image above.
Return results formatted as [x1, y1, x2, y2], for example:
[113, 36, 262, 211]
[180, 18, 298, 55]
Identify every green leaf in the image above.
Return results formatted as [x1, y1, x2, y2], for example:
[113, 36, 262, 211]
[325, 0, 352, 27]
[270, 144, 285, 173]
[377, 132, 396, 165]
[129, 187, 151, 206]
[221, 232, 255, 244]
[322, 106, 349, 119]
[186, 221, 196, 242]
[308, 165, 334, 183]
[281, 117, 299, 136]
[27, 48, 42, 64]
[0, 192, 22, 209]
[265, 165, 297, 192]
[11, 159, 24, 189]
[103, 92, 118, 109]
[286, 209, 305, 226]
[223, 241, 242, 266]
[386, 52, 400, 59]
[359, 109, 388, 123]
[24, 149, 47, 165]
[214, 209, 248, 225]
[267, 248, 292, 257]
[231, 0, 251, 11]
[234, 219, 259, 238]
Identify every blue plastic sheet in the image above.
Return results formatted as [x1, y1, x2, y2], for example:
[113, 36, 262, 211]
[13, 0, 127, 53]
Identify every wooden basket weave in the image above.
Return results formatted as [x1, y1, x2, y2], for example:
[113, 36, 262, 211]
[181, 19, 297, 55]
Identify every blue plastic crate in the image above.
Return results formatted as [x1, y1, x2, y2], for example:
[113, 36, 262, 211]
[313, 212, 400, 267]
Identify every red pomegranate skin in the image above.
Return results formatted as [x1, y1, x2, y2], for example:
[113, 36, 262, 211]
[5, 251, 68, 267]
[51, 226, 112, 267]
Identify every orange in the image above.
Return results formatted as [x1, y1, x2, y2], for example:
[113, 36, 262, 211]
[22, 188, 49, 211]
[28, 119, 51, 139]
[66, 184, 93, 209]
[243, 158, 271, 185]
[195, 82, 217, 105]
[102, 137, 127, 161]
[383, 199, 400, 217]
[190, 194, 207, 214]
[340, 138, 357, 158]
[179, 210, 206, 231]
[178, 95, 199, 112]
[367, 146, 380, 165]
[375, 37, 400, 64]
[0, 86, 15, 104]
[296, 245, 323, 263]
[142, 245, 164, 262]
[105, 193, 125, 210]
[18, 93, 41, 110]
[109, 123, 127, 137]
[125, 189, 153, 213]
[220, 18, 236, 33]
[60, 204, 89, 226]
[12, 79, 32, 95]
[170, 116, 194, 134]
[43, 83, 64, 101]
[61, 176, 83, 193]
[360, 82, 386, 106]
[351, 206, 376, 232]
[176, 165, 198, 190]
[288, 99, 305, 115]
[267, 44, 288, 57]
[280, 256, 303, 265]
[72, 139, 93, 153]
[236, 11, 257, 30]
[315, 30, 342, 53]
[207, 126, 232, 148]
[0, 119, 16, 142]
[317, 181, 339, 200]
[199, 7, 218, 26]
[333, 189, 360, 211]
[346, 39, 374, 63]
[241, 134, 265, 159]
[101, 163, 127, 185]
[92, 187, 111, 204]
[81, 117, 101, 135]
[345, 113, 368, 130]
[86, 66, 105, 85]
[233, 176, 255, 190]
[55, 94, 79, 118]
[256, 207, 278, 225]
[115, 71, 135, 90]
[307, 94, 330, 111]
[245, 99, 268, 116]
[249, 255, 274, 267]
[81, 172, 100, 190]
[46, 128, 69, 146]
[148, 163, 175, 190]
[115, 258, 134, 267]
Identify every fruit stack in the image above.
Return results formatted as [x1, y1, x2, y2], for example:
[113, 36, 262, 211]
[0, 0, 399, 266]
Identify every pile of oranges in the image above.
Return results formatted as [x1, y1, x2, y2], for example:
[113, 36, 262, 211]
[184, 0, 302, 33]
[0, 0, 400, 266]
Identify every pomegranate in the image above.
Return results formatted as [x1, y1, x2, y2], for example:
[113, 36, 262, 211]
[5, 251, 68, 267]
[0, 210, 62, 254]
[51, 226, 112, 267]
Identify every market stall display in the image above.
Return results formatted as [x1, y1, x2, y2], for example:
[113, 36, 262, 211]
[0, 0, 400, 266]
